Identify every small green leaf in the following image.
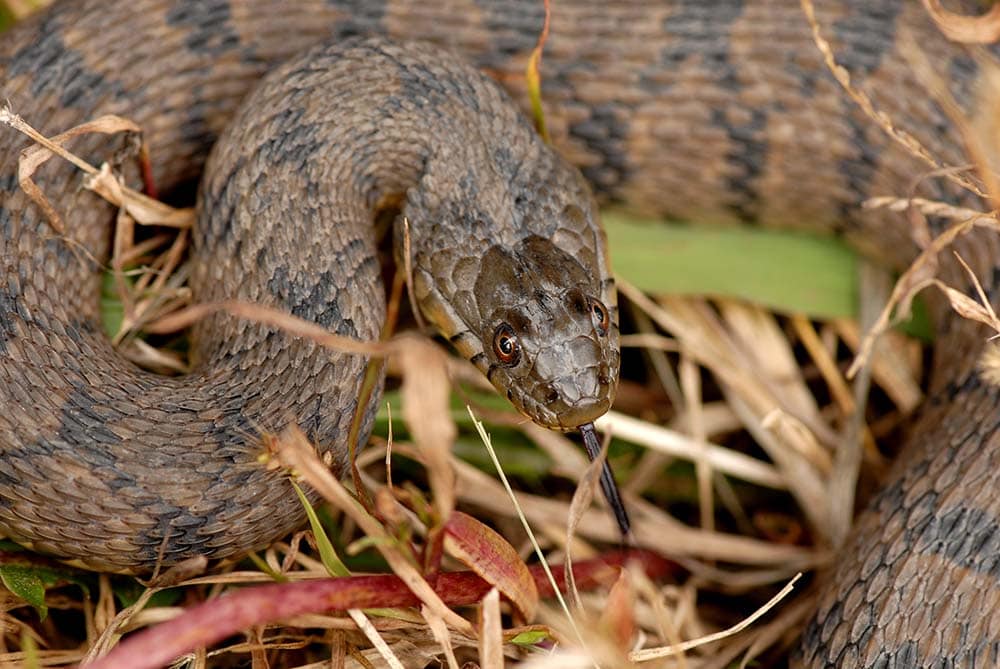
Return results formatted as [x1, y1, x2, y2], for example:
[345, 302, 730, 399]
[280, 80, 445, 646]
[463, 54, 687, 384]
[604, 213, 933, 340]
[292, 481, 350, 577]
[510, 630, 551, 645]
[1, 565, 49, 619]
[348, 534, 397, 554]
[112, 578, 183, 608]
[604, 213, 859, 319]
[0, 5, 15, 34]
[100, 271, 126, 337]
[363, 607, 425, 622]
[0, 539, 25, 551]
[20, 629, 39, 669]
[244, 552, 287, 582]
[525, 1, 551, 143]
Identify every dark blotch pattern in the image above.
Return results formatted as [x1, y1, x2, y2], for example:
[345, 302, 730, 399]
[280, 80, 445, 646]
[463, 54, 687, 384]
[917, 506, 1000, 577]
[472, 0, 545, 60]
[710, 106, 767, 222]
[166, 0, 240, 56]
[835, 113, 881, 225]
[830, 0, 903, 76]
[660, 0, 745, 89]
[0, 282, 17, 354]
[196, 155, 247, 245]
[55, 387, 124, 455]
[8, 12, 124, 108]
[569, 102, 631, 193]
[266, 266, 354, 335]
[324, 0, 388, 38]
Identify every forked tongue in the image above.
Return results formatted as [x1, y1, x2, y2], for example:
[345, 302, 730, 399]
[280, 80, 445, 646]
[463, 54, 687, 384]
[579, 422, 631, 537]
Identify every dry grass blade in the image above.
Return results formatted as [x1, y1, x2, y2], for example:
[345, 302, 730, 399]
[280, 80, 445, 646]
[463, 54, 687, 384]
[422, 608, 461, 669]
[617, 282, 833, 538]
[628, 573, 801, 662]
[834, 319, 922, 414]
[2, 104, 196, 369]
[790, 315, 855, 416]
[847, 215, 1000, 378]
[478, 589, 504, 669]
[862, 196, 987, 221]
[0, 105, 194, 232]
[798, 0, 983, 196]
[679, 354, 713, 534]
[697, 595, 817, 669]
[896, 28, 1000, 206]
[562, 438, 606, 611]
[84, 162, 193, 228]
[146, 300, 388, 356]
[454, 454, 815, 566]
[81, 585, 164, 665]
[114, 236, 192, 347]
[396, 336, 457, 522]
[595, 411, 786, 490]
[271, 426, 473, 635]
[348, 609, 405, 669]
[466, 408, 587, 650]
[944, 252, 1000, 333]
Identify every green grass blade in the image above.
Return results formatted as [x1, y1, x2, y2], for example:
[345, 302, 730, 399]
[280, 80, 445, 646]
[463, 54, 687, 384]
[604, 212, 858, 319]
[292, 482, 350, 577]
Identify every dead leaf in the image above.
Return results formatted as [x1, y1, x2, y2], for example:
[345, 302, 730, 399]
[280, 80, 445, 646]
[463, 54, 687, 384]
[599, 569, 636, 651]
[396, 335, 457, 522]
[443, 511, 539, 621]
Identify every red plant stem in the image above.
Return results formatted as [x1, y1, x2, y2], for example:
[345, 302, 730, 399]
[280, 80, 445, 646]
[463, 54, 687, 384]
[82, 549, 673, 669]
[137, 141, 158, 200]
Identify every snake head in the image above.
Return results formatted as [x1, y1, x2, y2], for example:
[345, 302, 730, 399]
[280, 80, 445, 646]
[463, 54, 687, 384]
[469, 235, 621, 431]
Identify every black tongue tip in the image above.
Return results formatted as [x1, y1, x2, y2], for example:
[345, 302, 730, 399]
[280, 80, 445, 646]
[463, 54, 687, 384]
[579, 422, 632, 537]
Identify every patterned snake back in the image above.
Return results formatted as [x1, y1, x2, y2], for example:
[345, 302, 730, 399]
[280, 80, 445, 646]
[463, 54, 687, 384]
[1, 1, 999, 667]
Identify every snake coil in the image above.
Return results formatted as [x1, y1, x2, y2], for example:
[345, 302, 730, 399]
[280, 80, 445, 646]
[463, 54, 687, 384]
[2, 2, 1000, 667]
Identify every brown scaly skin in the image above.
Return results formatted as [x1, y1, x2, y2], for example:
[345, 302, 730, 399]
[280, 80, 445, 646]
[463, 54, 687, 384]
[0, 1, 998, 666]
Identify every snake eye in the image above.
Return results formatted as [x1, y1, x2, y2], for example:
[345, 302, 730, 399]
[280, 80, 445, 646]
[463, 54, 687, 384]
[590, 298, 610, 336]
[492, 324, 520, 366]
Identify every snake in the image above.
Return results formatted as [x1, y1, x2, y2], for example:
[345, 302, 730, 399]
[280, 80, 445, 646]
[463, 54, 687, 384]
[1, 0, 999, 667]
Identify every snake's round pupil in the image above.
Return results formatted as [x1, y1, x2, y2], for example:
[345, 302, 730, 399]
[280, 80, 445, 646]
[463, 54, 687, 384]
[492, 324, 520, 365]
[590, 299, 610, 335]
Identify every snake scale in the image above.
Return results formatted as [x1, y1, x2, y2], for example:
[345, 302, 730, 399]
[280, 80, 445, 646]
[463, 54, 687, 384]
[1, 0, 999, 666]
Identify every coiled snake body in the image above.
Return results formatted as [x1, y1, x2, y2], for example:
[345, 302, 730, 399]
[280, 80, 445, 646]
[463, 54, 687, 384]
[1, 1, 999, 667]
